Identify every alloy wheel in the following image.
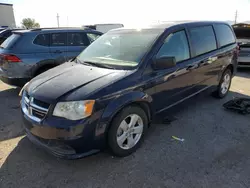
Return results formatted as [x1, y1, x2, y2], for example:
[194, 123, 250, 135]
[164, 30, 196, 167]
[116, 114, 144, 150]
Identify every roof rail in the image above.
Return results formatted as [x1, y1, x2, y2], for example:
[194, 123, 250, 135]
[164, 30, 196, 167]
[29, 27, 91, 31]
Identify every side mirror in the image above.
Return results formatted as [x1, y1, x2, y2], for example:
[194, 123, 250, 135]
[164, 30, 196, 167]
[153, 56, 176, 70]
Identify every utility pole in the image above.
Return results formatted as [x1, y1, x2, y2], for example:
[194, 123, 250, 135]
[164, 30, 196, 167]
[234, 10, 238, 24]
[57, 13, 60, 27]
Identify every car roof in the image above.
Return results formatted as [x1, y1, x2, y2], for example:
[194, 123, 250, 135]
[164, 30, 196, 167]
[13, 27, 102, 34]
[111, 21, 230, 32]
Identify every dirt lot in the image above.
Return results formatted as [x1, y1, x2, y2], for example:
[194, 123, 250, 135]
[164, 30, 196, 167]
[0, 70, 250, 188]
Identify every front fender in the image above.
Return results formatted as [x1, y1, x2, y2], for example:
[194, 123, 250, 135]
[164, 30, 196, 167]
[95, 91, 152, 137]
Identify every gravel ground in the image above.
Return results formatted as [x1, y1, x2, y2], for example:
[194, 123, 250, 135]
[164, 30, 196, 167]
[0, 70, 250, 188]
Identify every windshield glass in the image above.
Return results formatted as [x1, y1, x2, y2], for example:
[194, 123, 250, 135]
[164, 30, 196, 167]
[77, 29, 162, 69]
[0, 34, 20, 49]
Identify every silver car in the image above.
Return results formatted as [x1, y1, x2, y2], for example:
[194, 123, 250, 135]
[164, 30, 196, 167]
[234, 26, 250, 68]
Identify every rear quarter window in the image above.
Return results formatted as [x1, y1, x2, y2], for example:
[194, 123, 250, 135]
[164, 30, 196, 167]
[189, 26, 217, 56]
[0, 34, 21, 49]
[214, 24, 236, 47]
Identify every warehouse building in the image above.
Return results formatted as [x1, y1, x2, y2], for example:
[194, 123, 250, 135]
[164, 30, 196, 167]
[0, 3, 16, 28]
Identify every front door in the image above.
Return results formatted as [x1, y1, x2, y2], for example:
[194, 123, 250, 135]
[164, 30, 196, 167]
[149, 29, 202, 112]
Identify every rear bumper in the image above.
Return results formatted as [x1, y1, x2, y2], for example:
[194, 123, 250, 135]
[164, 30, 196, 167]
[0, 76, 30, 87]
[237, 62, 250, 68]
[238, 56, 250, 67]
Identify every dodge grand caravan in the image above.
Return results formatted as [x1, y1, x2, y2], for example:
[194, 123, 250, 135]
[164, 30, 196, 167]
[20, 21, 238, 158]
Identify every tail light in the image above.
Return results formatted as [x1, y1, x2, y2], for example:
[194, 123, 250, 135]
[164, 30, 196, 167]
[0, 54, 21, 63]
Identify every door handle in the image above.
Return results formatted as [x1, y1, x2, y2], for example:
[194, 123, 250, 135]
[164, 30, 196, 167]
[54, 50, 62, 54]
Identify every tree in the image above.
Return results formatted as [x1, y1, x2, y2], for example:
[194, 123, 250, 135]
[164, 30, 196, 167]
[21, 18, 40, 29]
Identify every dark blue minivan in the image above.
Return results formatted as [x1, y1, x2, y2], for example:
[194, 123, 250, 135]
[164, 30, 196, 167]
[20, 21, 238, 158]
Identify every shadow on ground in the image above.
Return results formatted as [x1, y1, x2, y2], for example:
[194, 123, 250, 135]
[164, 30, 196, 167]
[1, 88, 250, 188]
[0, 88, 24, 142]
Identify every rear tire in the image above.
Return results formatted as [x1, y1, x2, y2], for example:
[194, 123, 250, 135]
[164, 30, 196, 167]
[214, 69, 232, 98]
[108, 106, 148, 157]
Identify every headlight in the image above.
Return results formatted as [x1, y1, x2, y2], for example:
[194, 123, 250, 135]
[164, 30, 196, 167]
[53, 100, 95, 120]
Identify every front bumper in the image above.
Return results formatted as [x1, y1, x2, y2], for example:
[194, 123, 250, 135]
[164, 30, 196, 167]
[21, 111, 105, 159]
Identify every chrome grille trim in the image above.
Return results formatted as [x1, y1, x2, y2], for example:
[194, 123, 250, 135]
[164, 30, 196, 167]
[21, 91, 50, 122]
[30, 99, 49, 112]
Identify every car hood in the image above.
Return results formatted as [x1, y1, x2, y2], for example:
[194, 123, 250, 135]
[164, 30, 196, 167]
[26, 62, 128, 103]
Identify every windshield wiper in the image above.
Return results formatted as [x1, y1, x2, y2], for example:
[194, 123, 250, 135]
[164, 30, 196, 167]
[75, 58, 115, 69]
[83, 61, 115, 69]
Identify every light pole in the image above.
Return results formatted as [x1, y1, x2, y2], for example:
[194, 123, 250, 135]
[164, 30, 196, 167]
[57, 13, 60, 27]
[234, 10, 238, 24]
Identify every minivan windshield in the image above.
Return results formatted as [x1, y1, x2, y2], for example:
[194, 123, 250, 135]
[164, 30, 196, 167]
[0, 33, 20, 49]
[77, 29, 162, 69]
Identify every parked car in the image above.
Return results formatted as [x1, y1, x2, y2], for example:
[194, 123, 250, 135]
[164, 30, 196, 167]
[83, 24, 124, 33]
[233, 26, 250, 67]
[20, 21, 238, 159]
[0, 28, 5, 32]
[0, 28, 102, 87]
[0, 28, 24, 44]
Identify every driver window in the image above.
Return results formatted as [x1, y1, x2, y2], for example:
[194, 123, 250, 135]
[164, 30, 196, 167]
[156, 30, 190, 63]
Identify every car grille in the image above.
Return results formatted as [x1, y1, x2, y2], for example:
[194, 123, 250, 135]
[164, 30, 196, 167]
[21, 90, 50, 122]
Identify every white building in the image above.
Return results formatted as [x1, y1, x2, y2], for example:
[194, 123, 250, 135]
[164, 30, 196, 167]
[0, 3, 16, 28]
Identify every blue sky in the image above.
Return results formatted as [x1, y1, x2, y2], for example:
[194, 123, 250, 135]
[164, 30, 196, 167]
[2, 0, 250, 27]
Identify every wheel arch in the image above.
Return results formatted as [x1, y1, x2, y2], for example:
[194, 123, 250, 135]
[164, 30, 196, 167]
[227, 64, 234, 74]
[32, 59, 59, 76]
[97, 91, 153, 138]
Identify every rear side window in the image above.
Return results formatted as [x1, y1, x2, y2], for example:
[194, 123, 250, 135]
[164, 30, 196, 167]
[87, 33, 101, 43]
[34, 34, 50, 46]
[156, 30, 190, 62]
[214, 24, 235, 47]
[51, 33, 67, 46]
[67, 32, 89, 46]
[190, 26, 217, 56]
[0, 34, 20, 49]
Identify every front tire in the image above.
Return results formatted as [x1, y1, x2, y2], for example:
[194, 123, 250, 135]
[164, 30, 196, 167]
[215, 69, 232, 98]
[108, 106, 148, 157]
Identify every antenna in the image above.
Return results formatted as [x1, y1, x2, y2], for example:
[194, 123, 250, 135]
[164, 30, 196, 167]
[234, 10, 238, 24]
[57, 13, 60, 27]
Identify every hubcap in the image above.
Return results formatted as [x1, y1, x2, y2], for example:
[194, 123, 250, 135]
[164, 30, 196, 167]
[221, 73, 231, 95]
[116, 114, 143, 150]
